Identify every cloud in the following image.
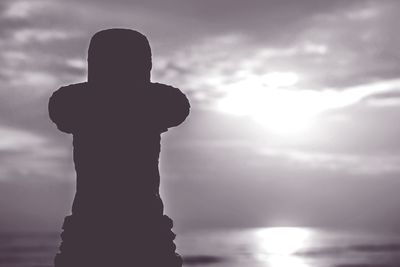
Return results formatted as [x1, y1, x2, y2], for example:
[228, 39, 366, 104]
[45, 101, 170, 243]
[152, 0, 400, 96]
[0, 0, 397, 177]
[11, 28, 77, 43]
[0, 125, 70, 181]
[2, 0, 54, 19]
[153, 22, 400, 112]
[0, 0, 399, 232]
[259, 147, 400, 175]
[363, 91, 400, 107]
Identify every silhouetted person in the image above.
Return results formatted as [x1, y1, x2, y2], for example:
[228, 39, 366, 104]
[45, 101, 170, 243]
[49, 28, 190, 267]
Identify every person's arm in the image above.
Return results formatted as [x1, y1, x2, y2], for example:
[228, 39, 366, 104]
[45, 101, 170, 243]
[48, 84, 83, 134]
[150, 83, 190, 131]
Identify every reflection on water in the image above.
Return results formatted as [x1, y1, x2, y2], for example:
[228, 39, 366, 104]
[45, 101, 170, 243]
[256, 227, 312, 255]
[177, 227, 400, 267]
[266, 255, 309, 267]
[255, 227, 312, 267]
[2, 227, 400, 267]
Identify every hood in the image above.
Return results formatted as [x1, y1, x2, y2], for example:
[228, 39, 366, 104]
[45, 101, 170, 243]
[87, 28, 152, 85]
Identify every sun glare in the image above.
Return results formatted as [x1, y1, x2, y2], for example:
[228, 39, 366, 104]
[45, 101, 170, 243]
[256, 227, 311, 255]
[254, 227, 312, 267]
[263, 72, 299, 87]
[217, 72, 319, 135]
[217, 72, 400, 136]
[217, 72, 394, 136]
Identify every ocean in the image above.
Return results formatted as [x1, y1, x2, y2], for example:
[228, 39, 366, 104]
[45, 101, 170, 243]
[2, 227, 400, 267]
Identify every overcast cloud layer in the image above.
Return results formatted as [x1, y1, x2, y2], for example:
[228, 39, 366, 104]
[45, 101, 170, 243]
[0, 0, 399, 231]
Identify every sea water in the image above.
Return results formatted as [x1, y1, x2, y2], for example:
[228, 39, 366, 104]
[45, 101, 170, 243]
[1, 227, 400, 267]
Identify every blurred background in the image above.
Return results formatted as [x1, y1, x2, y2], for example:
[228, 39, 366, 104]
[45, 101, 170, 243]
[1, 0, 400, 266]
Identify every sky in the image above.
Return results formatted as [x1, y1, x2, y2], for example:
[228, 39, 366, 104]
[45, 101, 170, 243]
[0, 0, 400, 232]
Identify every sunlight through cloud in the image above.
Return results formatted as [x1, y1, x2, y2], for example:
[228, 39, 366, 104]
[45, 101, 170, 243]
[263, 72, 299, 88]
[218, 77, 400, 136]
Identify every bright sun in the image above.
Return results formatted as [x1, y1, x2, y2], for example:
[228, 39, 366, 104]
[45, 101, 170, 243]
[218, 72, 317, 135]
[217, 72, 400, 136]
[263, 72, 299, 87]
[218, 72, 315, 134]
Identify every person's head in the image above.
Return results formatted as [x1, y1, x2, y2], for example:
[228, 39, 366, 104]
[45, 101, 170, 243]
[87, 28, 152, 85]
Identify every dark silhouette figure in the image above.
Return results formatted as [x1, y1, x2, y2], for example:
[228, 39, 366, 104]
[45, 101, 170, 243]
[49, 29, 190, 267]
